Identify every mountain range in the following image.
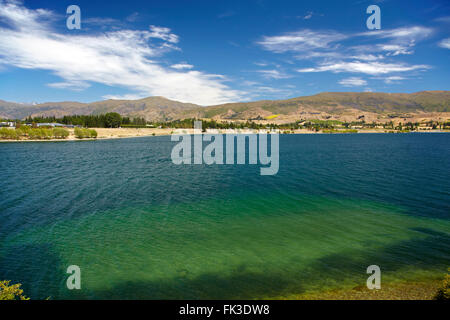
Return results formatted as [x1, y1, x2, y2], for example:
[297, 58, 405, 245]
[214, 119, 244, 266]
[1, 91, 449, 123]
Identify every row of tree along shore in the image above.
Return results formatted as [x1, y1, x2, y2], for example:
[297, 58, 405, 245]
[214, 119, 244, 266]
[0, 126, 97, 140]
[2, 112, 450, 133]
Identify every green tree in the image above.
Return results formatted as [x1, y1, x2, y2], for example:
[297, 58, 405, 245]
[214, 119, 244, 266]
[104, 112, 122, 128]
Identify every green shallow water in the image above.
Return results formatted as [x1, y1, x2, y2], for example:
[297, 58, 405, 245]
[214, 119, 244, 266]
[0, 134, 449, 299]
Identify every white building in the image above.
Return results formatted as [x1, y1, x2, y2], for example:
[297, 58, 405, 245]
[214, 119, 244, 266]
[0, 121, 15, 127]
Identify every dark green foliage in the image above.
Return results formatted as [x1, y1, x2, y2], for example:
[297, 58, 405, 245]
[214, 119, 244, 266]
[104, 112, 122, 128]
[25, 113, 145, 128]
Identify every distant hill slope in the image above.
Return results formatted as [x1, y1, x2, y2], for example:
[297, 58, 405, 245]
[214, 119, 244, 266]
[0, 100, 35, 119]
[191, 91, 450, 120]
[1, 91, 449, 122]
[0, 97, 200, 121]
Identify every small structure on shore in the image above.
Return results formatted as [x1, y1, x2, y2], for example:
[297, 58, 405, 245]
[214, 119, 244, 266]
[36, 123, 65, 128]
[0, 121, 15, 127]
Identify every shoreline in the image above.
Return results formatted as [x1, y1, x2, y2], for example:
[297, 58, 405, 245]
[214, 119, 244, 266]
[1, 128, 448, 143]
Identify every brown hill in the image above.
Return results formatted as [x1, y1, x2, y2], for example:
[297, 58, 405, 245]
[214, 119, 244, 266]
[0, 97, 200, 121]
[1, 91, 449, 123]
[191, 91, 450, 120]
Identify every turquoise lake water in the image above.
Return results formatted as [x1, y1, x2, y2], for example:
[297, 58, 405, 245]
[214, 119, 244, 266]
[0, 133, 449, 299]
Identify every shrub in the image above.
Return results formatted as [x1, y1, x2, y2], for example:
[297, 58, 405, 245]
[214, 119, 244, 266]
[74, 127, 86, 139]
[16, 126, 31, 137]
[0, 128, 18, 139]
[41, 128, 53, 139]
[75, 127, 97, 139]
[0, 280, 29, 300]
[28, 128, 43, 139]
[28, 128, 52, 139]
[88, 129, 97, 138]
[0, 127, 9, 138]
[52, 128, 69, 139]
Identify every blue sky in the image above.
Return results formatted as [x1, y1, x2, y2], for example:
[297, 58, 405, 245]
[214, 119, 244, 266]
[0, 0, 449, 105]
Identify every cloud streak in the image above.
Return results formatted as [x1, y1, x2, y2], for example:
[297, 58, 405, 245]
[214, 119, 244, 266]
[256, 69, 291, 79]
[438, 38, 450, 49]
[257, 29, 347, 53]
[170, 63, 194, 70]
[258, 26, 433, 81]
[297, 61, 430, 75]
[338, 77, 367, 87]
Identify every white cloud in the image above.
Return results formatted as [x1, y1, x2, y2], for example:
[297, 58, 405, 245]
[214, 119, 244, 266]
[254, 62, 268, 67]
[254, 86, 296, 98]
[370, 75, 406, 84]
[361, 26, 433, 40]
[258, 86, 286, 93]
[102, 93, 149, 100]
[257, 29, 347, 53]
[170, 63, 194, 70]
[295, 51, 343, 60]
[377, 44, 413, 56]
[297, 61, 430, 75]
[360, 26, 433, 56]
[148, 25, 179, 44]
[242, 80, 261, 86]
[383, 76, 405, 84]
[0, 1, 243, 105]
[256, 69, 290, 79]
[302, 12, 313, 20]
[438, 38, 450, 49]
[434, 16, 450, 23]
[338, 77, 367, 87]
[260, 25, 433, 81]
[47, 81, 90, 91]
[259, 26, 433, 57]
[350, 54, 384, 61]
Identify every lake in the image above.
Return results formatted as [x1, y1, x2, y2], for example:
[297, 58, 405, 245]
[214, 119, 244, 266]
[0, 133, 449, 299]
